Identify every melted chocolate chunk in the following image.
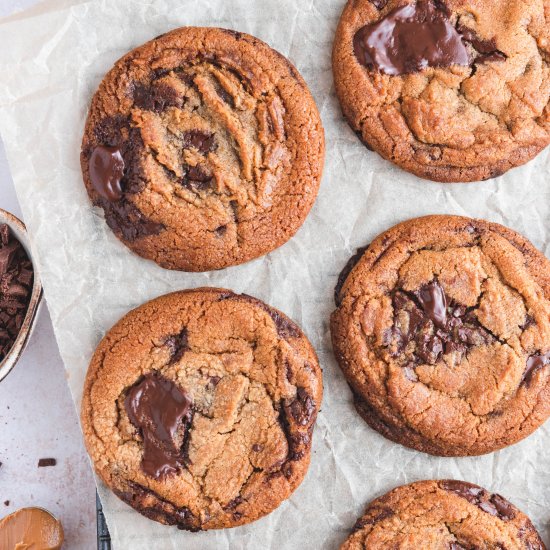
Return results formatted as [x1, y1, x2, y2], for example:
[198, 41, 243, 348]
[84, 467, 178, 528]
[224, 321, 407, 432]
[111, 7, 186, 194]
[353, 0, 469, 75]
[99, 198, 165, 242]
[182, 130, 217, 153]
[164, 328, 189, 364]
[388, 282, 493, 368]
[124, 373, 193, 479]
[133, 82, 183, 112]
[441, 481, 515, 521]
[457, 24, 507, 64]
[89, 145, 125, 201]
[522, 351, 550, 387]
[417, 280, 447, 328]
[0, 224, 34, 363]
[286, 388, 316, 427]
[90, 116, 148, 197]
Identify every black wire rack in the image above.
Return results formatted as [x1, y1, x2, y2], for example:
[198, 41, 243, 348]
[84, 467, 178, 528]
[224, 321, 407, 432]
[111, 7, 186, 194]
[96, 492, 112, 549]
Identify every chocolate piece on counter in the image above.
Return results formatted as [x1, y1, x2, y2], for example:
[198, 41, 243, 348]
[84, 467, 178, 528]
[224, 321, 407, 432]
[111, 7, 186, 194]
[0, 224, 34, 363]
[4, 501, 9, 506]
[124, 373, 193, 479]
[0, 507, 64, 550]
[38, 458, 57, 467]
[89, 145, 125, 201]
[353, 1, 469, 75]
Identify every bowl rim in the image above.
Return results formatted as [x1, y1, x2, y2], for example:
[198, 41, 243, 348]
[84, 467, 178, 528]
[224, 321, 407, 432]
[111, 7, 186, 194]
[0, 208, 43, 383]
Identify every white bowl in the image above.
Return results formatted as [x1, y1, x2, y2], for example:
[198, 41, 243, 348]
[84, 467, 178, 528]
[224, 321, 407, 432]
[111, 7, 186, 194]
[0, 208, 43, 383]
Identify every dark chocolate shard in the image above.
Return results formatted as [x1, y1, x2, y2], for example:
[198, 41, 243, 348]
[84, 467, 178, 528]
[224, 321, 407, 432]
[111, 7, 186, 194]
[164, 327, 189, 364]
[124, 373, 193, 480]
[37, 458, 57, 467]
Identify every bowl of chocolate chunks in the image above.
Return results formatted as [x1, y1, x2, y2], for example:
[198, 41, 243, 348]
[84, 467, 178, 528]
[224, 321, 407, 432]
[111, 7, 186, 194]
[0, 208, 42, 382]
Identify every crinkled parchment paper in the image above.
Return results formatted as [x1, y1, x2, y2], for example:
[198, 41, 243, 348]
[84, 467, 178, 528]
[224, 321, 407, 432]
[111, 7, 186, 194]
[0, 0, 549, 548]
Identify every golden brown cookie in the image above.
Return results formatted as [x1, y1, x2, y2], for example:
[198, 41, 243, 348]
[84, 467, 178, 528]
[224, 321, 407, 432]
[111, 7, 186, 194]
[331, 215, 550, 456]
[341, 480, 546, 549]
[81, 288, 322, 530]
[332, 0, 550, 182]
[81, 27, 324, 271]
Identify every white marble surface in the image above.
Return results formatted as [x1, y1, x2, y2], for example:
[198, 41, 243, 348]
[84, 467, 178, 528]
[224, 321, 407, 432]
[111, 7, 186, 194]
[0, 3, 97, 548]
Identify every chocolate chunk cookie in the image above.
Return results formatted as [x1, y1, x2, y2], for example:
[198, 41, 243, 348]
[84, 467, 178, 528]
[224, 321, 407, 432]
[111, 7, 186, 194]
[331, 215, 550, 456]
[341, 480, 545, 549]
[81, 288, 322, 530]
[81, 27, 324, 271]
[333, 0, 550, 182]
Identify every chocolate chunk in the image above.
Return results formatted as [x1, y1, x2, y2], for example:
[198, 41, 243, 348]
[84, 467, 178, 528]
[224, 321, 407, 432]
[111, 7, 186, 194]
[164, 327, 189, 364]
[334, 245, 370, 306]
[133, 82, 183, 112]
[180, 164, 214, 191]
[214, 82, 235, 107]
[417, 280, 447, 328]
[252, 443, 264, 452]
[3, 501, 9, 506]
[457, 24, 507, 64]
[441, 481, 515, 521]
[449, 543, 468, 550]
[353, 1, 469, 75]
[182, 130, 217, 153]
[353, 508, 394, 531]
[89, 145, 125, 202]
[124, 373, 193, 479]
[286, 388, 316, 427]
[522, 352, 550, 387]
[37, 458, 56, 467]
[100, 197, 165, 242]
[440, 480, 484, 504]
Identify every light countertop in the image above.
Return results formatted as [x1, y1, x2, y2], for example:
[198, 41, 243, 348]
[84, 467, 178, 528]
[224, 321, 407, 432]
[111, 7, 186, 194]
[1, 3, 97, 548]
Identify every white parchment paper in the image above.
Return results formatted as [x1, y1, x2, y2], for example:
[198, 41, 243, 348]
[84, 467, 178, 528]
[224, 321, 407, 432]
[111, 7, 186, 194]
[1, 1, 550, 548]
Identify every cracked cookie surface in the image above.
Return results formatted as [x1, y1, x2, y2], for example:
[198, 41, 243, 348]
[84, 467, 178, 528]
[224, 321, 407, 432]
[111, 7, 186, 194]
[341, 480, 545, 549]
[332, 0, 550, 182]
[81, 27, 324, 271]
[331, 215, 550, 456]
[81, 288, 322, 530]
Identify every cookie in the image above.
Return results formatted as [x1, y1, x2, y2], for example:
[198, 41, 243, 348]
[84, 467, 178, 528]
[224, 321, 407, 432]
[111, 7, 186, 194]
[341, 480, 545, 549]
[331, 215, 550, 456]
[332, 0, 550, 182]
[81, 27, 324, 271]
[81, 288, 322, 530]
